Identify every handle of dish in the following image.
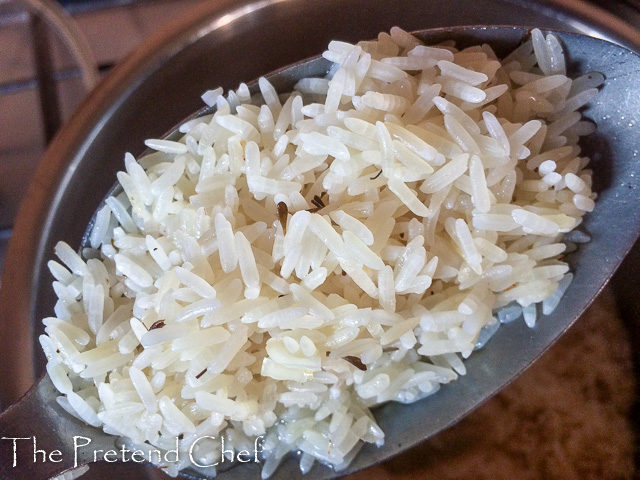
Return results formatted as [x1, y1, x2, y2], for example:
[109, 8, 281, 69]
[0, 375, 105, 479]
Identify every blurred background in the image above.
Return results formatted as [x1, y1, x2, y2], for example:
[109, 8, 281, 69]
[0, 0, 213, 279]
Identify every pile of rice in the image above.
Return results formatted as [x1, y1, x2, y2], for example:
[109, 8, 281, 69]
[41, 27, 600, 478]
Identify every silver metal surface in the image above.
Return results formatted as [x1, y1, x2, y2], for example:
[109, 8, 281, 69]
[0, 1, 639, 479]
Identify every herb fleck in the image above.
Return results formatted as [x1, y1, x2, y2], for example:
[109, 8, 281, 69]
[344, 356, 366, 371]
[149, 320, 166, 331]
[277, 202, 289, 235]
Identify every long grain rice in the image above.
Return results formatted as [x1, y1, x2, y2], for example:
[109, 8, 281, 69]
[41, 27, 598, 480]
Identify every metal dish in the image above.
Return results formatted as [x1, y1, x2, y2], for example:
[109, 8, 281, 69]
[0, 1, 638, 479]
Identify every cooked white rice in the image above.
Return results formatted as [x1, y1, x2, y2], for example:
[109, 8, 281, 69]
[41, 27, 599, 478]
